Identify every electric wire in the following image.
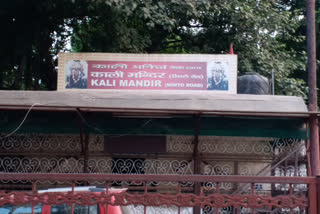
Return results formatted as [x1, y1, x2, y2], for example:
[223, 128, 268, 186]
[0, 103, 42, 140]
[0, 103, 153, 140]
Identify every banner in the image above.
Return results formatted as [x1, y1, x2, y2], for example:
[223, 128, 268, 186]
[59, 53, 237, 93]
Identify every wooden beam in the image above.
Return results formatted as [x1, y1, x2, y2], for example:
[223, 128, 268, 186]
[0, 90, 308, 114]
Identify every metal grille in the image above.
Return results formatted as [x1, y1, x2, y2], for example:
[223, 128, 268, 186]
[0, 173, 312, 214]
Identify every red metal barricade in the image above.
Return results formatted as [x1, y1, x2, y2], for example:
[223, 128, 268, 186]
[0, 173, 317, 214]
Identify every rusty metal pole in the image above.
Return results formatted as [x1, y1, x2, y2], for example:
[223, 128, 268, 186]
[193, 115, 201, 214]
[307, 0, 320, 212]
[317, 176, 320, 214]
[306, 0, 320, 176]
[308, 179, 317, 214]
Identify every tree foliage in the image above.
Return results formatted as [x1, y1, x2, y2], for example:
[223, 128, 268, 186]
[1, 0, 318, 99]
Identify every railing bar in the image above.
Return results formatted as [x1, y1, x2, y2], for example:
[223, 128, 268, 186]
[289, 184, 293, 214]
[178, 183, 181, 214]
[294, 151, 299, 177]
[294, 152, 298, 191]
[144, 181, 147, 193]
[216, 182, 220, 194]
[0, 187, 310, 212]
[216, 182, 220, 214]
[0, 173, 314, 184]
[251, 183, 255, 214]
[32, 181, 37, 193]
[32, 181, 36, 214]
[283, 159, 288, 193]
[71, 181, 75, 214]
[308, 181, 317, 214]
[72, 181, 75, 192]
[106, 181, 109, 214]
[251, 183, 254, 195]
[144, 181, 147, 214]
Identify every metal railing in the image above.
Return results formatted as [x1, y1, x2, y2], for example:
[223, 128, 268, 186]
[0, 173, 316, 214]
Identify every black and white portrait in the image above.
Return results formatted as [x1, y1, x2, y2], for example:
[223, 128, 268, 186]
[65, 60, 88, 89]
[207, 62, 229, 91]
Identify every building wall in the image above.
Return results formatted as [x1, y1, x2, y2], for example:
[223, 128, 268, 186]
[0, 133, 305, 194]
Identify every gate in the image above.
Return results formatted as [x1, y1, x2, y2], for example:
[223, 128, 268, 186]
[0, 173, 317, 214]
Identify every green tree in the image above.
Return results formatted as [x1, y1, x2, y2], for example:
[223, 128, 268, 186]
[0, 0, 313, 98]
[279, 0, 320, 101]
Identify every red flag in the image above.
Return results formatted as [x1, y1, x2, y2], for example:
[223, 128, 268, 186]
[229, 43, 234, 54]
